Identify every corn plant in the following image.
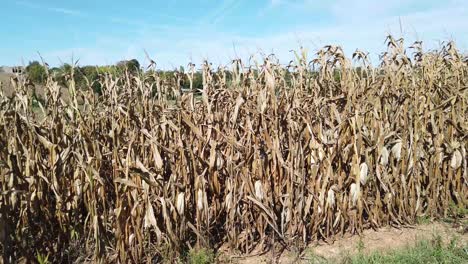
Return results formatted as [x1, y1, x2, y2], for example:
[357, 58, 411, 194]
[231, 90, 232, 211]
[0, 36, 466, 263]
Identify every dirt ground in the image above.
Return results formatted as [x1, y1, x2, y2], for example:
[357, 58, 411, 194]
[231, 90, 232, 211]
[222, 220, 467, 263]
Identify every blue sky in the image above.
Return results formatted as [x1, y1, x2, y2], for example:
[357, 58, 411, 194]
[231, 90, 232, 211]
[1, 0, 467, 68]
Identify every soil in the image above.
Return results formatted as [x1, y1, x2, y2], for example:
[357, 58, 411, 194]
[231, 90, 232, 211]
[221, 220, 467, 263]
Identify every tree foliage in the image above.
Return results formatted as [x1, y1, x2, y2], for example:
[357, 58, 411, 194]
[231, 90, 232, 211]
[24, 58, 209, 95]
[116, 59, 141, 74]
[25, 61, 47, 84]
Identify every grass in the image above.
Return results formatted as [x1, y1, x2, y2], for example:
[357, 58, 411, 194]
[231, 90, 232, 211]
[308, 235, 468, 264]
[182, 233, 468, 263]
[349, 236, 467, 264]
[416, 215, 432, 225]
[35, 252, 50, 264]
[185, 248, 216, 264]
[449, 202, 468, 219]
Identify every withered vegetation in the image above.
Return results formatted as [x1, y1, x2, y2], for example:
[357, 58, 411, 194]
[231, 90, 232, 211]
[0, 36, 467, 263]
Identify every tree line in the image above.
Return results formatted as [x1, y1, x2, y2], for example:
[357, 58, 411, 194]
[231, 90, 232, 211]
[24, 59, 205, 94]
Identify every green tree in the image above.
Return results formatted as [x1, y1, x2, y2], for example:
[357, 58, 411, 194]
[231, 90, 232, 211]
[127, 59, 140, 73]
[192, 72, 203, 90]
[80, 66, 102, 94]
[54, 64, 85, 88]
[116, 59, 141, 75]
[25, 61, 47, 84]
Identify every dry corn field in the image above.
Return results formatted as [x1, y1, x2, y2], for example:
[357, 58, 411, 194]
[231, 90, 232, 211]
[0, 37, 467, 263]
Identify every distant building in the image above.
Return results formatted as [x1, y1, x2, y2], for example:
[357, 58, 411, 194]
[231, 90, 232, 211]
[0, 66, 24, 74]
